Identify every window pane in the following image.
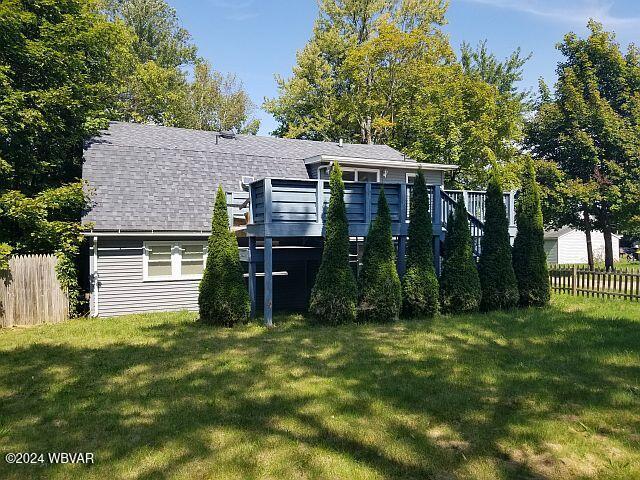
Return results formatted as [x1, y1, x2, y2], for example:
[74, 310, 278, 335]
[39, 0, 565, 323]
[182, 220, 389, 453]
[342, 170, 356, 181]
[318, 167, 330, 179]
[147, 244, 172, 277]
[148, 260, 172, 277]
[182, 260, 204, 275]
[357, 170, 378, 182]
[406, 174, 416, 184]
[181, 244, 204, 276]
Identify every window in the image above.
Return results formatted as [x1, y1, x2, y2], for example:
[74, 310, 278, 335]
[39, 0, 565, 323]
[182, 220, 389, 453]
[406, 173, 416, 184]
[318, 165, 380, 182]
[143, 242, 207, 281]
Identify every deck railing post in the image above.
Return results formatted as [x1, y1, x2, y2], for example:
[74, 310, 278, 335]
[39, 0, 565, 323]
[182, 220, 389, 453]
[264, 178, 272, 224]
[248, 236, 257, 318]
[316, 179, 323, 224]
[365, 182, 372, 225]
[264, 236, 273, 327]
[433, 185, 442, 275]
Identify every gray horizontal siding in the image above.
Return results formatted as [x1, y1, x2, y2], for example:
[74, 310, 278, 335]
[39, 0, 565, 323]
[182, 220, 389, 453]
[94, 237, 204, 317]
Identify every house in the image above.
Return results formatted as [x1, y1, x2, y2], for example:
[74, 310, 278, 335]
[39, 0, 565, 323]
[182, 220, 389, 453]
[83, 122, 515, 318]
[544, 227, 620, 265]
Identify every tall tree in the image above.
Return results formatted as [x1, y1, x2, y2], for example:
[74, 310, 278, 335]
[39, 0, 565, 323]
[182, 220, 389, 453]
[526, 21, 640, 270]
[186, 61, 260, 134]
[358, 188, 402, 322]
[265, 0, 526, 189]
[402, 170, 439, 317]
[199, 186, 249, 326]
[439, 197, 481, 313]
[0, 0, 133, 194]
[309, 163, 358, 324]
[478, 174, 518, 311]
[512, 159, 550, 307]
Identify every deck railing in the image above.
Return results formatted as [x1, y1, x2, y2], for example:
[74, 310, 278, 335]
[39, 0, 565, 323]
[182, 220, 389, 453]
[243, 178, 516, 248]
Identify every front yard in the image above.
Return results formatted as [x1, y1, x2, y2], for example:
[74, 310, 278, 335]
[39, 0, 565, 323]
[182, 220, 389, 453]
[0, 295, 639, 479]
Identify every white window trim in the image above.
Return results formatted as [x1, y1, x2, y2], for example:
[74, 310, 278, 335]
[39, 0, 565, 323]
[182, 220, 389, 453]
[406, 172, 416, 183]
[143, 241, 207, 282]
[319, 165, 380, 182]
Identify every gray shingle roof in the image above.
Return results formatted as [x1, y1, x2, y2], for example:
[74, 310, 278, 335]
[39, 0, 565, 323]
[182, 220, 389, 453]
[83, 122, 413, 232]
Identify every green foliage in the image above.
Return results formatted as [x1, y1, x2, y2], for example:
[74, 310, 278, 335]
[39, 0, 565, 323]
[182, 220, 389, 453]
[0, 243, 11, 279]
[478, 174, 518, 311]
[512, 159, 550, 307]
[0, 0, 134, 194]
[309, 163, 357, 324]
[402, 170, 439, 317]
[185, 61, 260, 134]
[0, 184, 89, 316]
[358, 189, 402, 322]
[439, 197, 481, 313]
[525, 21, 640, 268]
[199, 186, 249, 326]
[265, 0, 526, 189]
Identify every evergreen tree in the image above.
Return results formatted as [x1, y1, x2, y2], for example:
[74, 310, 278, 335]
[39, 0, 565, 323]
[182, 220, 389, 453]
[512, 159, 550, 307]
[402, 170, 439, 317]
[439, 197, 481, 313]
[478, 174, 519, 311]
[309, 163, 358, 324]
[358, 189, 402, 322]
[199, 186, 249, 326]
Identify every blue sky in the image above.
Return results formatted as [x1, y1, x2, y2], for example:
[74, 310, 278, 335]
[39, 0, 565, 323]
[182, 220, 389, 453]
[168, 0, 640, 136]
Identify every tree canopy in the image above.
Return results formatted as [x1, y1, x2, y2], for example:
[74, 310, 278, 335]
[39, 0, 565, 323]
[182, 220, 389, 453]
[526, 21, 640, 269]
[265, 0, 528, 188]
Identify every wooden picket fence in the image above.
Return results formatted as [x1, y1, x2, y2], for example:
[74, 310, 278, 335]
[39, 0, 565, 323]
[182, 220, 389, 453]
[0, 255, 69, 327]
[549, 264, 640, 301]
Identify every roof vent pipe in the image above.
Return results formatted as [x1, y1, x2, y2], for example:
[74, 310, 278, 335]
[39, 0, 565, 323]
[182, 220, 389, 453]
[339, 138, 343, 147]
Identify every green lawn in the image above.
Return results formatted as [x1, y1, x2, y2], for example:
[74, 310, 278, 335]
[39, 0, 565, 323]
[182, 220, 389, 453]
[0, 296, 639, 479]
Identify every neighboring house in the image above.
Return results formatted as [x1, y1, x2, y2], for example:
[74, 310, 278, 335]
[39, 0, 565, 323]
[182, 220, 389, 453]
[544, 227, 620, 265]
[83, 122, 470, 317]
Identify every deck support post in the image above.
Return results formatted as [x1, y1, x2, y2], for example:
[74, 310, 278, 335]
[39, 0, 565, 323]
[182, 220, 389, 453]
[397, 235, 407, 278]
[248, 236, 257, 318]
[264, 236, 273, 327]
[432, 185, 442, 275]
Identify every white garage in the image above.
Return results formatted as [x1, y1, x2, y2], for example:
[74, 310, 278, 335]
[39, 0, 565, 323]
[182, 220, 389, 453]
[544, 227, 620, 265]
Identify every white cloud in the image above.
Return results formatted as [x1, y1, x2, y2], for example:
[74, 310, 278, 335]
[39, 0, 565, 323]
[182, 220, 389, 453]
[461, 0, 640, 29]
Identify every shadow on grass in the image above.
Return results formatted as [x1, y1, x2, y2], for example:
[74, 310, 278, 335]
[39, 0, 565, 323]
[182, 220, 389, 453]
[0, 302, 639, 479]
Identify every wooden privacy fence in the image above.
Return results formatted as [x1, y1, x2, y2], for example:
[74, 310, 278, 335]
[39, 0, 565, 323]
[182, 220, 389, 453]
[549, 265, 640, 301]
[0, 255, 69, 327]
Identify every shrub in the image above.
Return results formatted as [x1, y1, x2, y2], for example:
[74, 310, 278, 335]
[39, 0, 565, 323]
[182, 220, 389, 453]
[358, 188, 402, 322]
[512, 158, 550, 307]
[439, 197, 481, 313]
[402, 170, 439, 317]
[309, 163, 357, 324]
[478, 174, 519, 311]
[199, 185, 249, 326]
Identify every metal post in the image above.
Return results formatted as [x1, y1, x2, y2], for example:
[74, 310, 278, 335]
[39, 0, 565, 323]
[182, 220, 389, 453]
[248, 236, 257, 318]
[264, 236, 273, 327]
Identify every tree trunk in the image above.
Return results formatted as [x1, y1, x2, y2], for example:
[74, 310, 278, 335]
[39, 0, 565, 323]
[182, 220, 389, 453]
[582, 210, 594, 270]
[603, 226, 614, 271]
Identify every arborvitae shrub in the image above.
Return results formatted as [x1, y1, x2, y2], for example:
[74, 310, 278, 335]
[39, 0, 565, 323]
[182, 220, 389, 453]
[402, 170, 439, 317]
[309, 163, 357, 324]
[512, 159, 550, 307]
[478, 174, 519, 311]
[439, 197, 481, 313]
[358, 188, 402, 322]
[199, 185, 250, 326]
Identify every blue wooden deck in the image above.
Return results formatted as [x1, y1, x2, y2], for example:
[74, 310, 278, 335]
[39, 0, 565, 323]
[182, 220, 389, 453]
[242, 178, 516, 325]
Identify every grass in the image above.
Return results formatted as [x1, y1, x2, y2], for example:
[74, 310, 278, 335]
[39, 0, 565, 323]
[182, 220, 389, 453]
[0, 295, 639, 479]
